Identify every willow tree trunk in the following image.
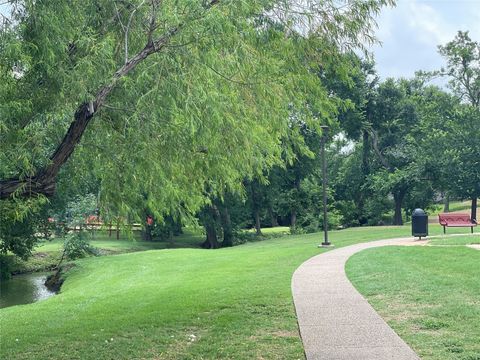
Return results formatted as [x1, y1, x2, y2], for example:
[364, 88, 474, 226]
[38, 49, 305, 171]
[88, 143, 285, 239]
[220, 205, 233, 247]
[203, 223, 220, 249]
[201, 205, 220, 249]
[250, 182, 262, 235]
[254, 209, 262, 235]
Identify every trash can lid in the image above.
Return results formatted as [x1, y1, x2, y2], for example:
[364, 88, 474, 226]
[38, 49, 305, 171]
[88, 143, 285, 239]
[412, 208, 427, 216]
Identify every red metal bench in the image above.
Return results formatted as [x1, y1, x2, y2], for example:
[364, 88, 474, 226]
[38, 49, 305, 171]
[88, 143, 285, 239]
[438, 213, 477, 234]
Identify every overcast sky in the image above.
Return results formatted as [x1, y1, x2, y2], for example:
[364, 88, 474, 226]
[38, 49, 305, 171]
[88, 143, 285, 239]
[371, 0, 480, 83]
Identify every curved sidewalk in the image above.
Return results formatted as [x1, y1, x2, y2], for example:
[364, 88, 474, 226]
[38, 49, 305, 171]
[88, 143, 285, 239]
[292, 237, 421, 360]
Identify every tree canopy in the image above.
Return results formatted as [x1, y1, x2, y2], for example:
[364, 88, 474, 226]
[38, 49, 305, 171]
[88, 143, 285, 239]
[1, 0, 394, 255]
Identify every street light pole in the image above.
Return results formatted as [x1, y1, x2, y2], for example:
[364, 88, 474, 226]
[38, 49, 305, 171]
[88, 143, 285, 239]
[320, 125, 331, 247]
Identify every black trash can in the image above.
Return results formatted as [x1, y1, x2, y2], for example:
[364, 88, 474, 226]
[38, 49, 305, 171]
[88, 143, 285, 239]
[412, 208, 428, 239]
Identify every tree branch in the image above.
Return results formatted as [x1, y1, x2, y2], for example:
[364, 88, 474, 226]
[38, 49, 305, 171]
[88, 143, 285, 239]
[0, 27, 178, 199]
[125, 0, 146, 64]
[1, 0, 222, 200]
[369, 129, 393, 171]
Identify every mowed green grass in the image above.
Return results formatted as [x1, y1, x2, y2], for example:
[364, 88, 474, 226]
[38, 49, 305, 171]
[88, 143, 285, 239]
[0, 225, 474, 359]
[1, 225, 405, 359]
[346, 239, 480, 360]
[428, 234, 480, 246]
[35, 229, 204, 253]
[11, 230, 205, 274]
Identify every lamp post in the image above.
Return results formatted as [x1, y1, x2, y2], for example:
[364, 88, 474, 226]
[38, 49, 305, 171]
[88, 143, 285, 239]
[319, 125, 331, 247]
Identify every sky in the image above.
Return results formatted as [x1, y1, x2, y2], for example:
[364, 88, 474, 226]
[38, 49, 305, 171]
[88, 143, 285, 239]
[372, 0, 480, 83]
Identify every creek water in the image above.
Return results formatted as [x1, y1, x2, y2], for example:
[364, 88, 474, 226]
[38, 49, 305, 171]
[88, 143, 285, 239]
[0, 272, 56, 309]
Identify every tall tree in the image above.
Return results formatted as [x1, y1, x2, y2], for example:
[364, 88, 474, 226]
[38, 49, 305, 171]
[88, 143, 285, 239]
[437, 31, 480, 219]
[438, 31, 480, 108]
[1, 0, 394, 254]
[368, 79, 421, 225]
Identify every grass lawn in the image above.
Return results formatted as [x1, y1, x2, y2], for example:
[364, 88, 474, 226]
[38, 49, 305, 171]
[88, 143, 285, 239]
[10, 230, 205, 274]
[428, 234, 480, 246]
[0, 225, 475, 359]
[431, 200, 473, 213]
[12, 226, 290, 274]
[35, 229, 204, 253]
[346, 242, 480, 360]
[246, 226, 291, 235]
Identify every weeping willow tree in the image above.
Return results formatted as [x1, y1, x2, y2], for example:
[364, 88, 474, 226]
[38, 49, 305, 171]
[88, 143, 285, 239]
[0, 0, 394, 254]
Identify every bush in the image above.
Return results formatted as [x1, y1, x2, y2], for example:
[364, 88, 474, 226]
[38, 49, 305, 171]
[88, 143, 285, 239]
[0, 255, 15, 280]
[63, 231, 97, 260]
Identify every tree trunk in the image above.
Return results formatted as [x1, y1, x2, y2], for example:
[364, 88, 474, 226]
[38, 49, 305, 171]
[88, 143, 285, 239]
[250, 182, 262, 235]
[142, 225, 152, 241]
[361, 130, 370, 175]
[393, 192, 405, 225]
[202, 223, 220, 249]
[290, 175, 300, 229]
[443, 193, 450, 213]
[471, 197, 478, 221]
[269, 206, 278, 227]
[220, 205, 233, 247]
[290, 210, 297, 229]
[201, 205, 220, 249]
[254, 209, 262, 235]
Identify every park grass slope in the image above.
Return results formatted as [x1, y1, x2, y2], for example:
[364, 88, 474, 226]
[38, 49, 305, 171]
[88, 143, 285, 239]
[0, 226, 476, 359]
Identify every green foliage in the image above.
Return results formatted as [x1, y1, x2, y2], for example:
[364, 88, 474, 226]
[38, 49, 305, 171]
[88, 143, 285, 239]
[0, 197, 48, 259]
[150, 216, 183, 241]
[1, 0, 395, 250]
[0, 255, 16, 280]
[438, 31, 480, 108]
[415, 86, 480, 202]
[63, 231, 97, 260]
[57, 193, 97, 226]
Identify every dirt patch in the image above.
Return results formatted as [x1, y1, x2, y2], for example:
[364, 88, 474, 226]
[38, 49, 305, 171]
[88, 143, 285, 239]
[271, 330, 298, 338]
[44, 263, 76, 292]
[249, 329, 299, 341]
[34, 252, 50, 258]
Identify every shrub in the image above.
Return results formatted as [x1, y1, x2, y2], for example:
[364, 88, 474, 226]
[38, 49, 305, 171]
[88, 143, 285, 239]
[63, 231, 97, 260]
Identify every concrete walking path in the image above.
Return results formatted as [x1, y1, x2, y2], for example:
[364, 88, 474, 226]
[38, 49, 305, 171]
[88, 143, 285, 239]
[291, 237, 421, 360]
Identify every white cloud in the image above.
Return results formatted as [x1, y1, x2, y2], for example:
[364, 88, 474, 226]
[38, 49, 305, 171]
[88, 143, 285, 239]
[374, 6, 395, 43]
[370, 0, 480, 83]
[406, 1, 454, 45]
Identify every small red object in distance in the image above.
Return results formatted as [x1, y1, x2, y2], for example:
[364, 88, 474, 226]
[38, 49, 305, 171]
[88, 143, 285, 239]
[146, 216, 153, 226]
